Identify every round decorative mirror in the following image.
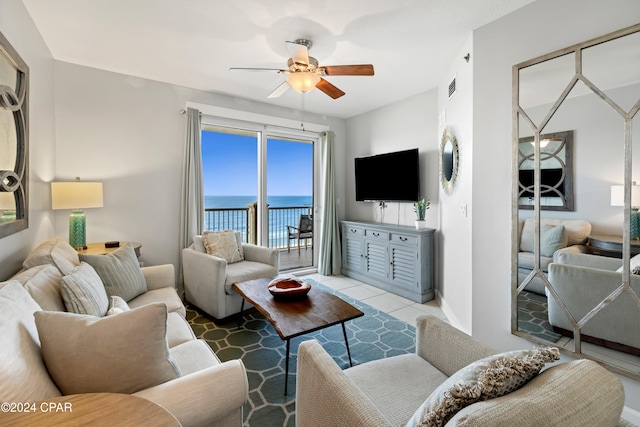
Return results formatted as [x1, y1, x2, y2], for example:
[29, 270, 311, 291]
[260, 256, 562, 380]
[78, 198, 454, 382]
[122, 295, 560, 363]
[440, 127, 459, 194]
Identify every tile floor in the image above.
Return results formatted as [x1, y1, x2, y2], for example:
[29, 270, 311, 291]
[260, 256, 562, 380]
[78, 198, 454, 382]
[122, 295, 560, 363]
[303, 273, 447, 327]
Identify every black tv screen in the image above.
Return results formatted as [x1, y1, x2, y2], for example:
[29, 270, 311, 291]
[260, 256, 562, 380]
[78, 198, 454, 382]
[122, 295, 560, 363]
[355, 148, 420, 202]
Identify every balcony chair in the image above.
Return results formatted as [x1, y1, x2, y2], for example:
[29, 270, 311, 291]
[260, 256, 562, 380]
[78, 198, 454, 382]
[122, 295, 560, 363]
[183, 232, 279, 321]
[287, 214, 313, 255]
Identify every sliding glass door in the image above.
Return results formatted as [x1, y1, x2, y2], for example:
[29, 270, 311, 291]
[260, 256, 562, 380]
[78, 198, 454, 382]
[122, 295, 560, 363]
[201, 122, 316, 271]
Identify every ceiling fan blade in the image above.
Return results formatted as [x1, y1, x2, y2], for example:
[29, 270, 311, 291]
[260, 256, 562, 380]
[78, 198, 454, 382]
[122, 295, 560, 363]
[286, 41, 309, 66]
[267, 81, 290, 98]
[322, 64, 374, 76]
[229, 67, 288, 72]
[316, 78, 345, 99]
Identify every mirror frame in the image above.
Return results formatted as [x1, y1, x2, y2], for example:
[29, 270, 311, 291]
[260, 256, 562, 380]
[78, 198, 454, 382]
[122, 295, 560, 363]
[0, 30, 28, 239]
[440, 127, 459, 195]
[511, 23, 640, 380]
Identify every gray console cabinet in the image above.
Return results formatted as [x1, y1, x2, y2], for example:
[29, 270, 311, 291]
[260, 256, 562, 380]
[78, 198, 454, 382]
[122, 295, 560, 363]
[340, 221, 435, 303]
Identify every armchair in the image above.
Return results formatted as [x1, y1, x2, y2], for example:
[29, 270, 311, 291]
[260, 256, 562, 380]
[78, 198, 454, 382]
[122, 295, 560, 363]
[183, 233, 279, 321]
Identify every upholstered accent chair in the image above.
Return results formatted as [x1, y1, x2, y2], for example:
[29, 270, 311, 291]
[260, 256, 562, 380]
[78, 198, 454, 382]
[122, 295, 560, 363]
[182, 233, 279, 321]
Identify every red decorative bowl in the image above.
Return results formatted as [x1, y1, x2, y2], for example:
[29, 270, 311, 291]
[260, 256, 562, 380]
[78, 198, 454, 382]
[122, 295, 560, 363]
[268, 277, 311, 300]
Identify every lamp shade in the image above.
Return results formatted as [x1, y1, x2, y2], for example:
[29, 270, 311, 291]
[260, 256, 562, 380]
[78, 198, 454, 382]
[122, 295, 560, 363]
[51, 182, 104, 210]
[286, 72, 321, 94]
[610, 184, 640, 207]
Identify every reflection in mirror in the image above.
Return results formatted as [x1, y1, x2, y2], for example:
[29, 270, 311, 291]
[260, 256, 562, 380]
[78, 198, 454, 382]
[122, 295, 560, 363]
[440, 128, 459, 195]
[0, 31, 28, 238]
[513, 24, 640, 381]
[518, 131, 573, 211]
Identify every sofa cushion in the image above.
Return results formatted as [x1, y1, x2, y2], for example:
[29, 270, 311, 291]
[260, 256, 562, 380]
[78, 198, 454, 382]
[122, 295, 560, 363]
[128, 286, 186, 317]
[35, 303, 181, 395]
[11, 264, 65, 311]
[203, 230, 244, 264]
[61, 262, 109, 317]
[517, 252, 553, 272]
[447, 359, 624, 426]
[406, 347, 559, 427]
[224, 260, 279, 294]
[107, 295, 130, 316]
[0, 281, 62, 401]
[79, 243, 147, 302]
[166, 312, 197, 348]
[23, 238, 80, 275]
[540, 224, 568, 257]
[170, 339, 221, 376]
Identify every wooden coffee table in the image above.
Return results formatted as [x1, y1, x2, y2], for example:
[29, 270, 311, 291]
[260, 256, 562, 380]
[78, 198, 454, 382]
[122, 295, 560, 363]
[233, 277, 364, 394]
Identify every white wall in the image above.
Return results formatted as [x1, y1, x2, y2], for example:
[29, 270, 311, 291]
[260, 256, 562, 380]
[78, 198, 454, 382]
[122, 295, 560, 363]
[436, 35, 474, 332]
[344, 90, 439, 229]
[0, 0, 56, 279]
[472, 0, 640, 413]
[52, 61, 346, 274]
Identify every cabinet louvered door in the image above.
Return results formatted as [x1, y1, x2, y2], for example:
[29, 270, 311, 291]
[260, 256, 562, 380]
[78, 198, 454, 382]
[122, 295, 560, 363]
[343, 235, 364, 273]
[390, 245, 419, 290]
[365, 241, 388, 280]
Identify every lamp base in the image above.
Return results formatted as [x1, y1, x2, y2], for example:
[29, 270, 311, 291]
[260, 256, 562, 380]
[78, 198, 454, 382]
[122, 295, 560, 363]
[69, 209, 87, 250]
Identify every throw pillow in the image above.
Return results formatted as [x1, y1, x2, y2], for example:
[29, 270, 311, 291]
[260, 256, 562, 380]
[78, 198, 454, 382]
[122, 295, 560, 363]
[34, 303, 181, 395]
[11, 264, 65, 311]
[22, 238, 80, 276]
[79, 243, 147, 302]
[202, 230, 244, 264]
[61, 262, 109, 317]
[107, 295, 131, 316]
[406, 347, 560, 427]
[540, 224, 568, 257]
[0, 281, 62, 401]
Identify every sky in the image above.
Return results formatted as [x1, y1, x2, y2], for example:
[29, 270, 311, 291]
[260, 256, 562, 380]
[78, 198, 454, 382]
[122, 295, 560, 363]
[201, 130, 313, 196]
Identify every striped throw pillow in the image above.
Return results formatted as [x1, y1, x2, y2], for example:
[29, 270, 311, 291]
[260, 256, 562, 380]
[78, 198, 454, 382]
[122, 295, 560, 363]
[79, 243, 147, 302]
[61, 262, 109, 316]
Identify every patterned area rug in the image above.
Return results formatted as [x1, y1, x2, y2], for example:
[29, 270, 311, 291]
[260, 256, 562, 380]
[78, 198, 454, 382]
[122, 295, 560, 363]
[517, 290, 561, 342]
[186, 278, 416, 427]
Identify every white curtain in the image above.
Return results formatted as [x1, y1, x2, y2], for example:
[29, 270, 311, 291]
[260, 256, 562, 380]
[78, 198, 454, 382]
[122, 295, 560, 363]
[318, 131, 341, 275]
[178, 107, 204, 294]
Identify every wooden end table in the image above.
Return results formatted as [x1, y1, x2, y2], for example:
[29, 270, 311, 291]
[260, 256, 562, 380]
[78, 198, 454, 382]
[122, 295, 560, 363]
[77, 241, 142, 257]
[0, 393, 181, 426]
[233, 277, 364, 395]
[588, 234, 640, 258]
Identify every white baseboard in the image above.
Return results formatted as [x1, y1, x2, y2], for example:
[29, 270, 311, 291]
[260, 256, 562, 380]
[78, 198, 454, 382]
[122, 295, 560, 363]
[622, 406, 640, 425]
[435, 289, 466, 333]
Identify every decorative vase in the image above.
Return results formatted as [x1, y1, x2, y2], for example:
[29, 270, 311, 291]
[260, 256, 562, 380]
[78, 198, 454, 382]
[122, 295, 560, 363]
[415, 220, 427, 229]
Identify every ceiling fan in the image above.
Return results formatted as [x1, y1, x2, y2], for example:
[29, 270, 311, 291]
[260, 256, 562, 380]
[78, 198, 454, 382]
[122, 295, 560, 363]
[230, 39, 374, 99]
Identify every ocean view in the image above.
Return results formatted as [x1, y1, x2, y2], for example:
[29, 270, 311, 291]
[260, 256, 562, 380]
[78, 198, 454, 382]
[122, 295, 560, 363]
[205, 195, 312, 209]
[204, 195, 313, 248]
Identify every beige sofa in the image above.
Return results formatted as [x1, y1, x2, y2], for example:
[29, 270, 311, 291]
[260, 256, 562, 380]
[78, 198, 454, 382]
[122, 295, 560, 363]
[548, 251, 640, 355]
[183, 233, 279, 321]
[518, 217, 591, 294]
[0, 238, 248, 427]
[296, 314, 631, 427]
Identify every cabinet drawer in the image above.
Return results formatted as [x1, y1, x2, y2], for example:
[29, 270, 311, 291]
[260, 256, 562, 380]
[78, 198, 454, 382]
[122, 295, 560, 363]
[365, 229, 389, 240]
[390, 233, 417, 246]
[344, 225, 364, 236]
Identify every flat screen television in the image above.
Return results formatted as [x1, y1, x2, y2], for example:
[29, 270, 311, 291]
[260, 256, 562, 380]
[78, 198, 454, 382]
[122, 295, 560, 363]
[355, 148, 420, 202]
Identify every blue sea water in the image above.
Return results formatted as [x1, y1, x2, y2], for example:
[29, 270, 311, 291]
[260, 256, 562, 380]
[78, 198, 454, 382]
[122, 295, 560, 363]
[205, 195, 312, 208]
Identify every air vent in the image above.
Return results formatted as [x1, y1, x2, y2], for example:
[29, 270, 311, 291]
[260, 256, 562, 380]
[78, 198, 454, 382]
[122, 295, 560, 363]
[448, 77, 456, 99]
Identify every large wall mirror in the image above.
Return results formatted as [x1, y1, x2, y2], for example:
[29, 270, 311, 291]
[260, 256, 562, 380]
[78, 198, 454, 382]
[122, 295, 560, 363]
[512, 23, 640, 380]
[0, 31, 28, 238]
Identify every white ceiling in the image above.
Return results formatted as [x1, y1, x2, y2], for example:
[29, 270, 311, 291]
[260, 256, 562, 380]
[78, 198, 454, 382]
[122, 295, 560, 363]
[22, 0, 535, 119]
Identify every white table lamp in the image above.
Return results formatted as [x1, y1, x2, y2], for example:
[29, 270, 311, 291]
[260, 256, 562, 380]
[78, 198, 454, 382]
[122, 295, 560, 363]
[51, 179, 103, 249]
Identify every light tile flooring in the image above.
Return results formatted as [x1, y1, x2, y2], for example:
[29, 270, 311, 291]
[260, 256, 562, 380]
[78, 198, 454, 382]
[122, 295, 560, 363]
[302, 273, 447, 327]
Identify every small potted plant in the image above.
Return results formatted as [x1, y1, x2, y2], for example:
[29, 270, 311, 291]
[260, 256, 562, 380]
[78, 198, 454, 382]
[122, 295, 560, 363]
[413, 197, 430, 229]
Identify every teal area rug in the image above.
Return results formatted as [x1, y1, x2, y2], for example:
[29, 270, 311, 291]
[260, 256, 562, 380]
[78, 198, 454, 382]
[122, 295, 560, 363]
[186, 278, 416, 427]
[517, 290, 561, 342]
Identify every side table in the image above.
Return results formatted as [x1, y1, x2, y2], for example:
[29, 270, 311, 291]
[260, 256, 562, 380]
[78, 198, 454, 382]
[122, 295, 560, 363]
[0, 393, 181, 426]
[587, 234, 640, 258]
[77, 241, 142, 257]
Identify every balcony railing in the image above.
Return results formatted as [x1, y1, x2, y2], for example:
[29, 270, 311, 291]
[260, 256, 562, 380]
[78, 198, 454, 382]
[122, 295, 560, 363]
[204, 205, 312, 249]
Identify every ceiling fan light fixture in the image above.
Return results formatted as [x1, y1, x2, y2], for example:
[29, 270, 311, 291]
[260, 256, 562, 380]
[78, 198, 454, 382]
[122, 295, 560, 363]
[286, 72, 321, 94]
